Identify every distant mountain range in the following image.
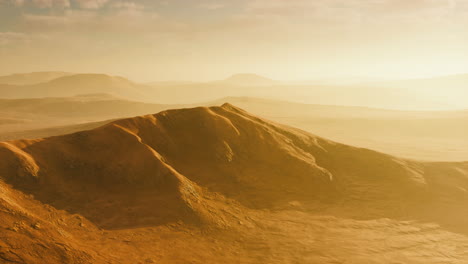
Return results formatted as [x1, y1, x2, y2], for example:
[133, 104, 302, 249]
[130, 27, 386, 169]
[0, 72, 467, 110]
[0, 71, 72, 85]
[0, 74, 152, 101]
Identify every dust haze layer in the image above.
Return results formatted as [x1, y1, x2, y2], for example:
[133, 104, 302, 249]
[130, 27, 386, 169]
[1, 104, 468, 263]
[0, 93, 186, 140]
[212, 97, 468, 161]
[1, 92, 466, 162]
[1, 72, 467, 110]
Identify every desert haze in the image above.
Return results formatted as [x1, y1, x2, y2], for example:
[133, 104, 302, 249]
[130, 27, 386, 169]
[1, 75, 466, 161]
[0, 74, 467, 264]
[2, 0, 468, 263]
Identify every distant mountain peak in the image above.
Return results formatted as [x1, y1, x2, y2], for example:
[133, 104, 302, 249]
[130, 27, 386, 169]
[47, 73, 134, 85]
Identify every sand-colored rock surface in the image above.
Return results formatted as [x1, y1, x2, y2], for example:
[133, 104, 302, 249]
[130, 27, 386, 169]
[1, 104, 468, 263]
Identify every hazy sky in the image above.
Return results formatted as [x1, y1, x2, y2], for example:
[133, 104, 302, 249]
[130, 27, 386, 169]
[1, 0, 468, 81]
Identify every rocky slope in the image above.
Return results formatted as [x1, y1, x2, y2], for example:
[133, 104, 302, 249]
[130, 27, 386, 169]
[0, 104, 467, 263]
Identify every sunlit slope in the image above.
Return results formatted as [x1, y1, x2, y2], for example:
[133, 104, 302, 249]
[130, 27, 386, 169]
[1, 104, 467, 263]
[210, 97, 468, 161]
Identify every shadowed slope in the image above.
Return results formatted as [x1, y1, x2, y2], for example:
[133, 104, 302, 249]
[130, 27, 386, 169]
[0, 181, 103, 264]
[1, 124, 204, 229]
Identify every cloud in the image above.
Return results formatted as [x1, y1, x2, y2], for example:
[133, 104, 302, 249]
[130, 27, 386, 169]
[244, 0, 455, 17]
[199, 2, 225, 10]
[0, 0, 70, 8]
[16, 8, 185, 35]
[111, 1, 143, 10]
[245, 0, 455, 13]
[110, 1, 145, 15]
[31, 0, 70, 8]
[18, 10, 95, 33]
[0, 32, 29, 46]
[0, 0, 24, 6]
[74, 0, 108, 9]
[240, 0, 463, 31]
[5, 0, 468, 41]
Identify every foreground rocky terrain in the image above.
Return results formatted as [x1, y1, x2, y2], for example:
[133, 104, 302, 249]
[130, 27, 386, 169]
[1, 104, 467, 263]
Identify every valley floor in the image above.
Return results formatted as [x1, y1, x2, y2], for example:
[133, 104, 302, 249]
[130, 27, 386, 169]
[2, 184, 468, 264]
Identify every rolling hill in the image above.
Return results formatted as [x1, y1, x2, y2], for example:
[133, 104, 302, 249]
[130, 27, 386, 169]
[0, 94, 183, 138]
[0, 74, 154, 101]
[0, 93, 172, 120]
[1, 104, 467, 263]
[0, 72, 72, 85]
[0, 119, 115, 142]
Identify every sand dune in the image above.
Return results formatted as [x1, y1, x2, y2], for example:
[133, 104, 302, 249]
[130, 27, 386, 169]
[1, 104, 467, 263]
